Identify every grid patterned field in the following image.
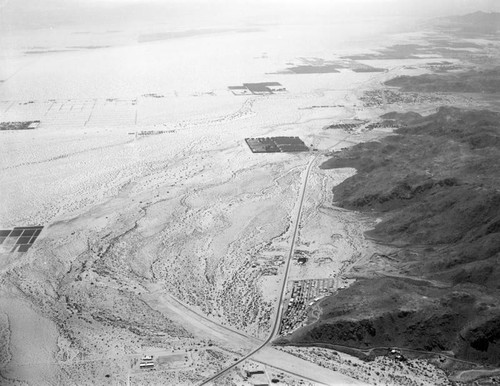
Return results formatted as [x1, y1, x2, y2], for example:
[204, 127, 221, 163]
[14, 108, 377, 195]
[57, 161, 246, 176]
[245, 136, 309, 153]
[0, 226, 43, 253]
[228, 82, 286, 96]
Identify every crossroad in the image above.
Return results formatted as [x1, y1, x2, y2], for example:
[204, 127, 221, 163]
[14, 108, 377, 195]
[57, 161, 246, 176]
[199, 154, 319, 385]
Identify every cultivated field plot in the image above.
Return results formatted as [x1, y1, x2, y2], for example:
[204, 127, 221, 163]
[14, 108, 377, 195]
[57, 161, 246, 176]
[0, 226, 43, 253]
[245, 137, 309, 153]
[0, 121, 40, 130]
[228, 82, 286, 95]
[280, 278, 335, 335]
[277, 57, 386, 74]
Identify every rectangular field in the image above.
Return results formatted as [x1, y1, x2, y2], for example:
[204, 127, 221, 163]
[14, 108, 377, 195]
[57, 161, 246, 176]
[245, 137, 309, 153]
[0, 121, 40, 130]
[229, 82, 286, 95]
[0, 226, 43, 253]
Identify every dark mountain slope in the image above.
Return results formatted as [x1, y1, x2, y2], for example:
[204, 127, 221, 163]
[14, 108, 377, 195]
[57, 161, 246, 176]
[281, 107, 500, 367]
[384, 68, 500, 93]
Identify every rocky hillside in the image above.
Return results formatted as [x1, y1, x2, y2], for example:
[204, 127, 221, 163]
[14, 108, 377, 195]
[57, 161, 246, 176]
[281, 107, 500, 367]
[384, 67, 500, 93]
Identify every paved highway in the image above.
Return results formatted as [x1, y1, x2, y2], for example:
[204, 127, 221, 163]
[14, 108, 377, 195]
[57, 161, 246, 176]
[199, 154, 319, 385]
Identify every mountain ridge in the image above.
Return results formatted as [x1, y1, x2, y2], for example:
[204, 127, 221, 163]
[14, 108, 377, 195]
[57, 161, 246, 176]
[279, 107, 500, 370]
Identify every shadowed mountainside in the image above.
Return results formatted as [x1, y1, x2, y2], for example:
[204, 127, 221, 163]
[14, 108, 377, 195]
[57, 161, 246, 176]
[280, 107, 500, 367]
[384, 67, 500, 93]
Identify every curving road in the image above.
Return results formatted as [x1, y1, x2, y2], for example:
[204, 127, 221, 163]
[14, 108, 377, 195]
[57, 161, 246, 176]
[199, 154, 319, 385]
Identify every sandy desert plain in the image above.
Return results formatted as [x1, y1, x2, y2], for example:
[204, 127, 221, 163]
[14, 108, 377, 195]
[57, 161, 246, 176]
[0, 9, 495, 386]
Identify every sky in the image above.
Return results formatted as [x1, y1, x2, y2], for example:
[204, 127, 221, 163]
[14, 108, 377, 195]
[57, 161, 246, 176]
[1, 0, 499, 33]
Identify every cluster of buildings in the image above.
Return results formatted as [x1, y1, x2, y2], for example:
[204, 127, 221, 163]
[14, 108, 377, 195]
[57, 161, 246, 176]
[128, 129, 176, 137]
[324, 121, 366, 131]
[279, 279, 335, 335]
[360, 89, 443, 107]
[325, 118, 406, 133]
[139, 355, 155, 370]
[365, 120, 406, 130]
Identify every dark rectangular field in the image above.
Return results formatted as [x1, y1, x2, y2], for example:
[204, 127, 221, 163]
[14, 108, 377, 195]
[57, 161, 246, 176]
[229, 82, 286, 95]
[0, 121, 40, 130]
[287, 64, 340, 74]
[0, 226, 43, 253]
[18, 245, 32, 253]
[10, 229, 23, 237]
[16, 236, 32, 244]
[245, 137, 309, 153]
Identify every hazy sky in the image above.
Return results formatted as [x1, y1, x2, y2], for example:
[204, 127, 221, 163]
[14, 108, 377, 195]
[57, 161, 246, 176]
[1, 0, 499, 33]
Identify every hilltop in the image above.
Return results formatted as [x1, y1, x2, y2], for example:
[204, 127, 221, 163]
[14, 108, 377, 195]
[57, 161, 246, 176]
[434, 11, 500, 36]
[446, 11, 500, 27]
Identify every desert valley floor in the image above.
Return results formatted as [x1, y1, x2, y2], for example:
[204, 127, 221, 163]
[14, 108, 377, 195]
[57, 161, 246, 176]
[1, 6, 500, 386]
